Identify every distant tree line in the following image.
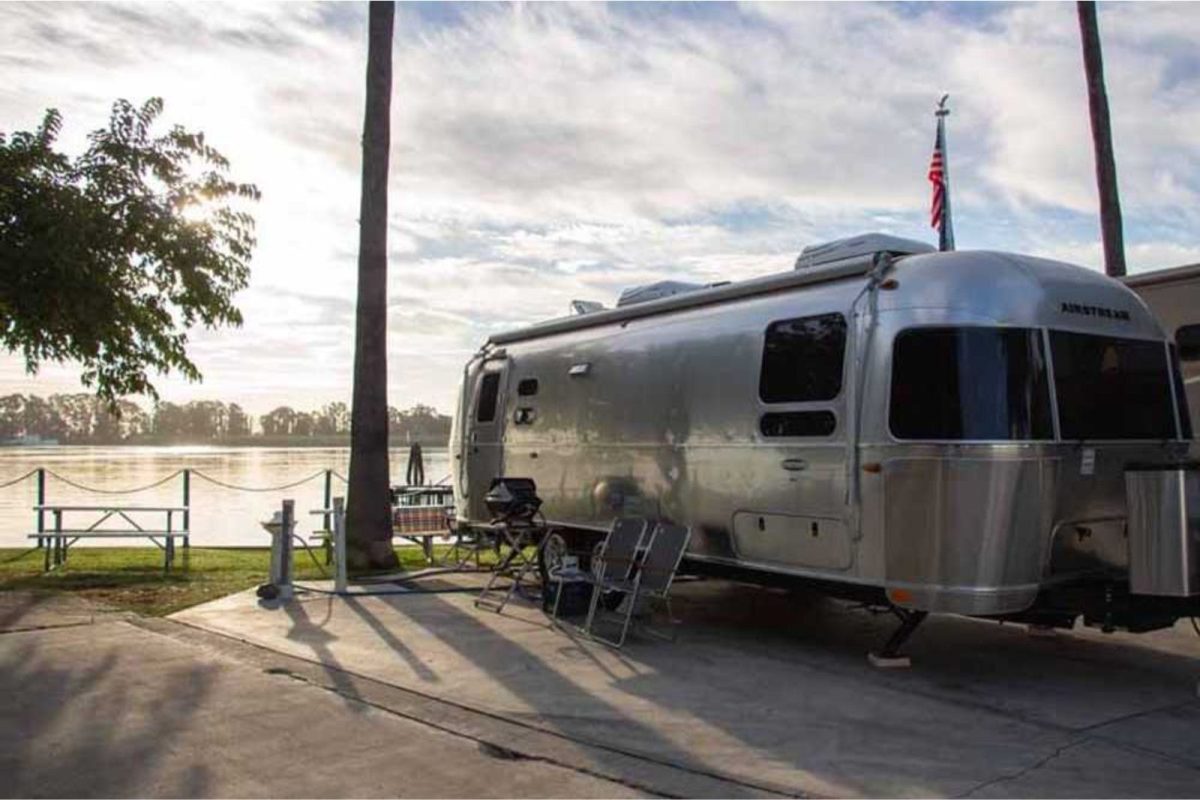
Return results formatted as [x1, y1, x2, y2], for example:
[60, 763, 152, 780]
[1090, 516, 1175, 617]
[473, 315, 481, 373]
[0, 394, 451, 446]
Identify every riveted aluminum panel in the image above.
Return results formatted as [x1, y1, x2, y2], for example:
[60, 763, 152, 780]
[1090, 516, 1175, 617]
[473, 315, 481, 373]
[883, 456, 1053, 614]
[1125, 464, 1200, 596]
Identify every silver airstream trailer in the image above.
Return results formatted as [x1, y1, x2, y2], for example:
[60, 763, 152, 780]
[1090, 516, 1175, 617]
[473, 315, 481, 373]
[451, 233, 1198, 651]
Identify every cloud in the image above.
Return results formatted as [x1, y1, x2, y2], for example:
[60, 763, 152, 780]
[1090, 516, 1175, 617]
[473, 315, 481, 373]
[1, 1, 1198, 415]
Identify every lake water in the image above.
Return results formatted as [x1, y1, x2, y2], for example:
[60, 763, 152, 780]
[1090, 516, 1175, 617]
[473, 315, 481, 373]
[0, 446, 452, 548]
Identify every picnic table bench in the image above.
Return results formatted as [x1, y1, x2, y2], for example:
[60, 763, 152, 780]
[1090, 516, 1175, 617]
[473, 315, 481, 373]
[29, 504, 189, 572]
[306, 488, 455, 566]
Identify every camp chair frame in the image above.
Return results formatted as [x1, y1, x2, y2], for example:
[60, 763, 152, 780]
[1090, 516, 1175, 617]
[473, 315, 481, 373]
[547, 517, 648, 628]
[582, 521, 691, 648]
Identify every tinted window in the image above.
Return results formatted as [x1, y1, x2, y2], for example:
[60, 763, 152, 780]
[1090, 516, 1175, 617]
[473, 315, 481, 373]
[1177, 325, 1200, 361]
[759, 313, 847, 403]
[1170, 345, 1193, 439]
[517, 378, 539, 396]
[760, 411, 836, 438]
[1050, 331, 1174, 440]
[475, 373, 500, 423]
[891, 327, 1053, 441]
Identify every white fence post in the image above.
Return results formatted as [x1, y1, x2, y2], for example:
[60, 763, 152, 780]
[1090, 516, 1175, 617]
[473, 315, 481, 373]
[333, 496, 347, 594]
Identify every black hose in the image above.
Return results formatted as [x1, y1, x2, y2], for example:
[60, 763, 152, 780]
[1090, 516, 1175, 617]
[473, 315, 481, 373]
[290, 533, 329, 578]
[295, 583, 481, 596]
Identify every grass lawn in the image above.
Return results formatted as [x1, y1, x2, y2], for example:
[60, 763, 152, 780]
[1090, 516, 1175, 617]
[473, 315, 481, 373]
[0, 543, 463, 617]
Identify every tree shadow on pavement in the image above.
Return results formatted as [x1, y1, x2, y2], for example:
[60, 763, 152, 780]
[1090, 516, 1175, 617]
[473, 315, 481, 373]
[0, 616, 217, 798]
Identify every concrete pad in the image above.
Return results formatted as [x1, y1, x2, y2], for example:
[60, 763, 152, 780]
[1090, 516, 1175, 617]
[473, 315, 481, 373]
[135, 615, 780, 799]
[962, 738, 1200, 798]
[1087, 703, 1200, 770]
[661, 580, 1200, 732]
[0, 617, 645, 798]
[0, 590, 127, 632]
[174, 577, 1200, 797]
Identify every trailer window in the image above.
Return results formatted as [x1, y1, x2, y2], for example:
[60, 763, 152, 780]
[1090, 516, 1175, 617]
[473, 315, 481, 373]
[1050, 332, 1175, 440]
[1177, 325, 1200, 361]
[760, 313, 847, 403]
[517, 378, 539, 396]
[1170, 345, 1193, 439]
[475, 373, 501, 423]
[891, 327, 1053, 441]
[760, 411, 836, 438]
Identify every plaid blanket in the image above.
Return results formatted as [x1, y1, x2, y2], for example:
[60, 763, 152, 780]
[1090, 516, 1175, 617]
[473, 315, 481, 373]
[393, 505, 452, 534]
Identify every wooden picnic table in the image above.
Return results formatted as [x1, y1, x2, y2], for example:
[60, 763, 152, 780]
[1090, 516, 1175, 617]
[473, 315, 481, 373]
[29, 504, 190, 572]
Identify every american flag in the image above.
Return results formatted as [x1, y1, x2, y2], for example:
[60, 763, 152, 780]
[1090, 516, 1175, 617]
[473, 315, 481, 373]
[928, 108, 954, 251]
[928, 124, 946, 231]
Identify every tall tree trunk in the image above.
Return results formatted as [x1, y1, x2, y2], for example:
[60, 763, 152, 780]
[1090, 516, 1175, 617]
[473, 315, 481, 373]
[347, 0, 397, 571]
[1077, 1, 1126, 277]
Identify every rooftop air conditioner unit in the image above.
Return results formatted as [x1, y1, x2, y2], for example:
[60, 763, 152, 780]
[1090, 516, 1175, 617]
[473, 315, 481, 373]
[616, 280, 705, 307]
[795, 233, 935, 271]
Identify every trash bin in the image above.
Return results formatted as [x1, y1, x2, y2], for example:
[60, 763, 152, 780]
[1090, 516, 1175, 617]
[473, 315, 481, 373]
[543, 568, 594, 617]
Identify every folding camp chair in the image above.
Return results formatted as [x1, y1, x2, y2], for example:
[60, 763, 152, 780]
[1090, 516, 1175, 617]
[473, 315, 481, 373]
[547, 517, 647, 627]
[582, 521, 691, 648]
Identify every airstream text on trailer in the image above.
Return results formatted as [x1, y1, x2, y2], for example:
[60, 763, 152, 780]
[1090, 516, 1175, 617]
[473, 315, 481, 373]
[451, 234, 1199, 652]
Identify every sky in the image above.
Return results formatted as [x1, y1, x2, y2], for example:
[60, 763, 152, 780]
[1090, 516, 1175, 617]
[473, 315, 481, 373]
[3, 1, 1200, 417]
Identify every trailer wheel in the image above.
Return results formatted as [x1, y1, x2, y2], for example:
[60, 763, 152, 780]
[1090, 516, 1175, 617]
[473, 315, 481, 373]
[538, 532, 568, 584]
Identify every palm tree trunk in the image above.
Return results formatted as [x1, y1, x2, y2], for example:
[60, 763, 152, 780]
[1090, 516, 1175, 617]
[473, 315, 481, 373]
[347, 0, 397, 571]
[1077, 1, 1126, 278]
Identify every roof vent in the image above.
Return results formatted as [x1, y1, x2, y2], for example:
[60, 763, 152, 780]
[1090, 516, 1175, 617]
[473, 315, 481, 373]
[569, 300, 605, 315]
[616, 280, 705, 307]
[795, 233, 935, 271]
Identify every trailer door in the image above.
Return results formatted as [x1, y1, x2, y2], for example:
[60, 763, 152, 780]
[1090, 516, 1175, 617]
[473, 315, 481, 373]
[465, 359, 509, 520]
[735, 313, 853, 570]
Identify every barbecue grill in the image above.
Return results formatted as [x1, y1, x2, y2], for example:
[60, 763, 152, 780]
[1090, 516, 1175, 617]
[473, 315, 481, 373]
[485, 477, 542, 523]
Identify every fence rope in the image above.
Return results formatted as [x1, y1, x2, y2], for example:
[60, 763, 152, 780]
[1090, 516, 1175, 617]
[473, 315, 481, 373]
[45, 469, 184, 494]
[0, 469, 38, 489]
[330, 472, 450, 486]
[190, 469, 326, 493]
[9, 466, 448, 494]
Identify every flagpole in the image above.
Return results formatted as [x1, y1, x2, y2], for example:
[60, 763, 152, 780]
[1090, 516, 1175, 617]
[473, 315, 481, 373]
[936, 95, 956, 252]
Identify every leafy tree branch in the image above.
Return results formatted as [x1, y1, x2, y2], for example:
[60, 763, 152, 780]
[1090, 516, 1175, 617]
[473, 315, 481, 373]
[0, 98, 260, 406]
